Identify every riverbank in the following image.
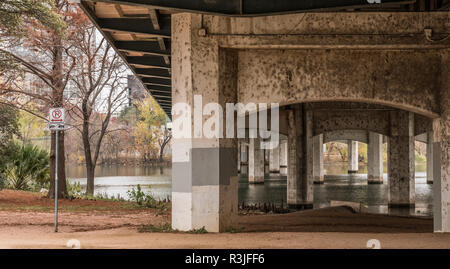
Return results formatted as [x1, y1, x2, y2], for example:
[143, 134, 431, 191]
[1, 189, 449, 249]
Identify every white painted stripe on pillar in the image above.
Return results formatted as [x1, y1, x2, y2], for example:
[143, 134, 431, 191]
[172, 192, 192, 231]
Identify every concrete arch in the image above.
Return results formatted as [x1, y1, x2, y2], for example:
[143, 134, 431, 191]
[236, 49, 442, 119]
[322, 130, 387, 145]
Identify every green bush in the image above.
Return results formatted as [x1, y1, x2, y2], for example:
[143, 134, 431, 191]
[0, 176, 5, 191]
[1, 142, 49, 191]
[127, 184, 160, 208]
[67, 180, 83, 197]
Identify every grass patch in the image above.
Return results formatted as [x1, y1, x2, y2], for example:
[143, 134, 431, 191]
[138, 223, 174, 233]
[227, 226, 245, 233]
[138, 223, 208, 234]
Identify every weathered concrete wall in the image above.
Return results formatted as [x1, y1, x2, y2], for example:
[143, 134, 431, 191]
[313, 109, 391, 137]
[237, 49, 441, 117]
[434, 49, 450, 233]
[324, 130, 370, 144]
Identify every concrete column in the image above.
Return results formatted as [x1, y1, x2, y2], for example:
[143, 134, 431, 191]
[427, 132, 434, 184]
[313, 134, 324, 184]
[269, 145, 280, 174]
[171, 13, 238, 232]
[264, 150, 270, 174]
[240, 143, 248, 175]
[237, 142, 241, 173]
[433, 50, 450, 233]
[248, 138, 264, 183]
[388, 111, 415, 208]
[280, 140, 288, 176]
[348, 140, 359, 173]
[368, 132, 383, 184]
[287, 104, 313, 209]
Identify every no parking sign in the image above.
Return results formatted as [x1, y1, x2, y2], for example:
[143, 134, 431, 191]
[49, 108, 65, 130]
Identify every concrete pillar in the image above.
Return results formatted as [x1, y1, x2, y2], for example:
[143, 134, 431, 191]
[368, 132, 383, 184]
[287, 104, 313, 209]
[264, 150, 270, 174]
[240, 143, 248, 176]
[348, 140, 359, 173]
[313, 134, 324, 184]
[248, 138, 264, 183]
[388, 111, 415, 208]
[171, 13, 238, 232]
[427, 132, 434, 184]
[280, 140, 288, 176]
[269, 144, 280, 174]
[237, 142, 241, 173]
[433, 50, 450, 233]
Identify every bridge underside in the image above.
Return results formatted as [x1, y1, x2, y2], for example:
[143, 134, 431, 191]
[80, 1, 450, 233]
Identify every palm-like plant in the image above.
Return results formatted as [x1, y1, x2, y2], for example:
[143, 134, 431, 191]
[2, 143, 49, 190]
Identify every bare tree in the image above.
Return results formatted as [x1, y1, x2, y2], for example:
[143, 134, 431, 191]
[69, 25, 127, 196]
[158, 126, 171, 163]
[0, 0, 85, 198]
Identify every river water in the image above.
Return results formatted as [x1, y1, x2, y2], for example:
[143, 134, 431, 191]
[67, 162, 432, 217]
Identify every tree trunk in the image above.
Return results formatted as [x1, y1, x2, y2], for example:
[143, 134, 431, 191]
[82, 106, 95, 196]
[48, 131, 68, 198]
[86, 162, 95, 196]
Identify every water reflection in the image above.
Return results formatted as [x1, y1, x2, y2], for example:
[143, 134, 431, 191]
[67, 162, 432, 217]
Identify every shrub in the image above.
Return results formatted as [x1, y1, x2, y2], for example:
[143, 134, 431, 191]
[67, 180, 83, 197]
[1, 142, 49, 191]
[127, 184, 160, 208]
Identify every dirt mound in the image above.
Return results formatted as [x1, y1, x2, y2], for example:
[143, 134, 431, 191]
[238, 206, 432, 233]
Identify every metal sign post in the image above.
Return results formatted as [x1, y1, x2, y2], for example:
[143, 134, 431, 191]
[49, 108, 65, 233]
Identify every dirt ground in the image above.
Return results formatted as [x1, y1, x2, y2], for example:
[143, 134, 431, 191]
[1, 190, 450, 249]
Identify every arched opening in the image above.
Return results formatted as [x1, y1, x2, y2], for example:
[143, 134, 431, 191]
[235, 100, 436, 232]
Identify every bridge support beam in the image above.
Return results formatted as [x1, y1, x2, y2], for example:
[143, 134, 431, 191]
[248, 138, 265, 183]
[313, 134, 324, 184]
[368, 132, 384, 184]
[269, 144, 280, 175]
[348, 140, 359, 173]
[388, 111, 415, 208]
[171, 13, 238, 232]
[287, 104, 313, 209]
